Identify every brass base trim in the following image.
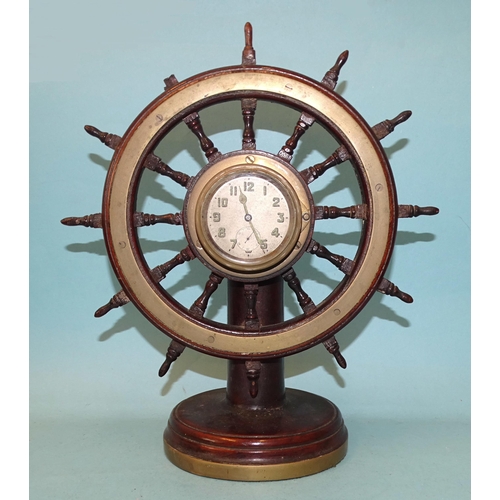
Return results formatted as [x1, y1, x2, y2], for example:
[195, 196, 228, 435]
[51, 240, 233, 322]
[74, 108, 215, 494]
[164, 440, 348, 482]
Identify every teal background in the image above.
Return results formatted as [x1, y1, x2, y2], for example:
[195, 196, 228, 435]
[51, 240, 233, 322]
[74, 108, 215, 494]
[30, 0, 470, 498]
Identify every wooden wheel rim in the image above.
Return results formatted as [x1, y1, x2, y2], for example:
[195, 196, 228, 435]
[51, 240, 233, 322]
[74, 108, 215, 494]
[102, 65, 397, 358]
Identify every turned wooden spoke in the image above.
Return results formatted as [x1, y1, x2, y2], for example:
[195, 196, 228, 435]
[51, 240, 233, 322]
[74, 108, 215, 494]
[299, 147, 349, 184]
[61, 212, 182, 229]
[278, 115, 314, 162]
[158, 339, 186, 377]
[282, 268, 315, 314]
[300, 110, 413, 184]
[321, 50, 349, 92]
[245, 360, 261, 398]
[84, 125, 191, 187]
[398, 205, 440, 218]
[371, 110, 412, 141]
[61, 212, 183, 229]
[150, 246, 196, 283]
[134, 212, 183, 226]
[84, 124, 122, 149]
[315, 204, 367, 221]
[239, 22, 259, 152]
[323, 335, 347, 369]
[243, 284, 260, 330]
[241, 22, 256, 66]
[238, 21, 258, 151]
[307, 240, 349, 272]
[241, 98, 257, 150]
[94, 289, 130, 318]
[135, 211, 183, 227]
[189, 272, 224, 319]
[315, 204, 439, 220]
[277, 51, 349, 162]
[308, 240, 413, 303]
[94, 246, 196, 317]
[184, 112, 221, 161]
[376, 277, 413, 303]
[164, 74, 221, 161]
[61, 213, 103, 228]
[163, 74, 179, 91]
[142, 155, 191, 187]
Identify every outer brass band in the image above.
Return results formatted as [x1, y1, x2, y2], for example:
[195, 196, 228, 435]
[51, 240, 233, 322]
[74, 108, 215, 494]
[103, 66, 396, 357]
[164, 440, 348, 481]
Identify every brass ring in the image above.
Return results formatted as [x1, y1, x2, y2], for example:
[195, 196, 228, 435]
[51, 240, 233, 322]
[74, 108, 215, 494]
[102, 66, 396, 358]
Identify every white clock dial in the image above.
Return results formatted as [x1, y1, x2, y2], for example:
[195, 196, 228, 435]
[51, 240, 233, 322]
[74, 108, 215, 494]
[204, 174, 291, 262]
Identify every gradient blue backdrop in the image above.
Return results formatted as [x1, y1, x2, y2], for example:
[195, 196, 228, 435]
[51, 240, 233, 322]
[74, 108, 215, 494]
[30, 1, 470, 498]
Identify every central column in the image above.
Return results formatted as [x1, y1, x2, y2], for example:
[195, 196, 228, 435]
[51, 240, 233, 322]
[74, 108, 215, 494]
[227, 277, 285, 408]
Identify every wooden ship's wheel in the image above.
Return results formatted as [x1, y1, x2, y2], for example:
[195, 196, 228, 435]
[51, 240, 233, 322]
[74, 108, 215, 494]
[62, 23, 438, 481]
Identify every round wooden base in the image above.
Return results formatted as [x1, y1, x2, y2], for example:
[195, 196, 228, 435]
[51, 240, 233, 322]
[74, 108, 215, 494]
[164, 388, 348, 481]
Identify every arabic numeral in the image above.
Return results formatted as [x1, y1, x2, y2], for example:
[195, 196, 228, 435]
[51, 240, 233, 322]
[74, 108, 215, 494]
[272, 197, 280, 207]
[217, 197, 228, 207]
[213, 212, 220, 222]
[277, 213, 285, 223]
[218, 227, 226, 238]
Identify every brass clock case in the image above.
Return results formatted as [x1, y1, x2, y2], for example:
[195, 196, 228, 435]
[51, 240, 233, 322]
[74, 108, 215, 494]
[101, 65, 397, 359]
[184, 151, 313, 280]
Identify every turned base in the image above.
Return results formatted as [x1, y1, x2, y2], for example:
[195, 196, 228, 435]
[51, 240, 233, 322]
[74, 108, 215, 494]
[164, 387, 348, 481]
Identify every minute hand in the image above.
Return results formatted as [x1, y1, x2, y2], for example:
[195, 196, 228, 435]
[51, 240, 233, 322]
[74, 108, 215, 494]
[238, 189, 267, 250]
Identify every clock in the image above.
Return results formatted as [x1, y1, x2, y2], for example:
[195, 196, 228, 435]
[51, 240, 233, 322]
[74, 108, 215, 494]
[62, 22, 438, 481]
[184, 151, 313, 280]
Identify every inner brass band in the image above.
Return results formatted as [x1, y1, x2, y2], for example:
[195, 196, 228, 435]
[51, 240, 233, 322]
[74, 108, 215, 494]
[103, 67, 395, 357]
[186, 154, 311, 279]
[164, 440, 348, 481]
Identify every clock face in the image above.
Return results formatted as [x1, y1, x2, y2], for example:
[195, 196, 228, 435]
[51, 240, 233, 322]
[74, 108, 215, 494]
[202, 172, 293, 262]
[184, 152, 314, 281]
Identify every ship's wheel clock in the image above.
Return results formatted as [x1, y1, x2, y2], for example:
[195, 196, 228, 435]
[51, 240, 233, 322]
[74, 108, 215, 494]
[62, 23, 438, 481]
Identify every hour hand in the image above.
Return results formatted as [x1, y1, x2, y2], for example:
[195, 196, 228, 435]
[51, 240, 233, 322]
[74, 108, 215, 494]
[238, 188, 249, 214]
